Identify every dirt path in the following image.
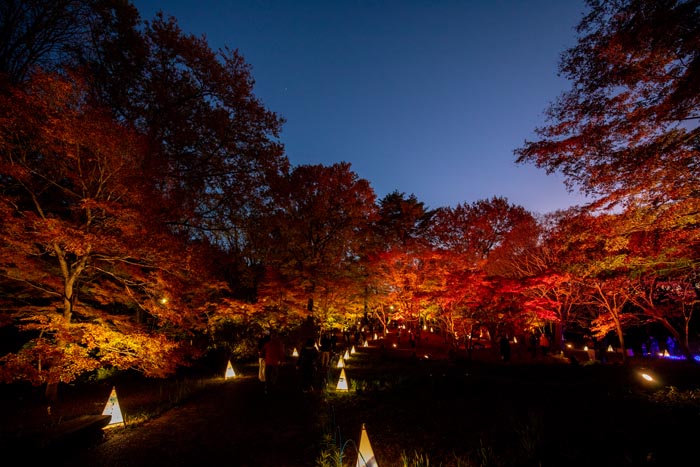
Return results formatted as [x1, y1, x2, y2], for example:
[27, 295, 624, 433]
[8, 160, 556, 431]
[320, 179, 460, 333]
[47, 365, 322, 467]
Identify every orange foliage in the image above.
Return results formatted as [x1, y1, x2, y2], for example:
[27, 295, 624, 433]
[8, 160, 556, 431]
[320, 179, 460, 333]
[0, 72, 221, 386]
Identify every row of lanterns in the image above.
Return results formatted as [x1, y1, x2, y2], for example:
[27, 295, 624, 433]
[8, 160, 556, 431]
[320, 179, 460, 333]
[101, 341, 379, 465]
[224, 343, 375, 464]
[332, 347, 378, 466]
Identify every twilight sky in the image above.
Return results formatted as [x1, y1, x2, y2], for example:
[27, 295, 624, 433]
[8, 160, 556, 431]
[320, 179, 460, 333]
[131, 0, 591, 215]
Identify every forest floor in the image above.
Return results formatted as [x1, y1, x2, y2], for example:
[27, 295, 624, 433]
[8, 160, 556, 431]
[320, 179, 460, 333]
[2, 332, 700, 466]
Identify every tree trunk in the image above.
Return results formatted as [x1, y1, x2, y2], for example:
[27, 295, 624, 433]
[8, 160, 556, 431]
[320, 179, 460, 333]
[45, 381, 59, 402]
[612, 313, 627, 364]
[554, 321, 565, 353]
[658, 318, 696, 363]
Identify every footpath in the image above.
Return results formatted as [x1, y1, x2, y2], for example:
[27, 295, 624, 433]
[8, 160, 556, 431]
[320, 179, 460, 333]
[47, 365, 323, 467]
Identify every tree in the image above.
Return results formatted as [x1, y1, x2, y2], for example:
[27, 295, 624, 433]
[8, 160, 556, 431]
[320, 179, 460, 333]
[624, 272, 699, 358]
[513, 210, 589, 350]
[260, 163, 377, 328]
[0, 1, 296, 394]
[427, 197, 534, 264]
[84, 9, 289, 242]
[363, 191, 433, 333]
[0, 1, 290, 303]
[423, 198, 538, 341]
[0, 72, 218, 397]
[366, 247, 426, 332]
[95, 9, 292, 317]
[586, 277, 636, 359]
[374, 191, 433, 249]
[515, 0, 699, 208]
[515, 0, 700, 359]
[616, 203, 700, 357]
[418, 250, 495, 346]
[0, 0, 93, 86]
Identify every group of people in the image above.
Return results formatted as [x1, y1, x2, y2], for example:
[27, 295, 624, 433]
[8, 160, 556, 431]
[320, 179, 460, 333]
[640, 335, 679, 357]
[496, 332, 551, 362]
[257, 330, 342, 393]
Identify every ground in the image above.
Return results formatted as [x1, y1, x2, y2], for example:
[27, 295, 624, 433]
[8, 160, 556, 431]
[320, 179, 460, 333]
[1, 364, 321, 467]
[2, 332, 700, 466]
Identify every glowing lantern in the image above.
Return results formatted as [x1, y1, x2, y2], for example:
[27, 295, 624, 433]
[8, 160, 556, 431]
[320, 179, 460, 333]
[292, 348, 299, 357]
[355, 423, 378, 467]
[363, 340, 369, 347]
[513, 336, 518, 344]
[225, 360, 236, 379]
[102, 386, 124, 427]
[663, 349, 670, 357]
[344, 350, 350, 360]
[373, 333, 378, 340]
[583, 345, 589, 351]
[336, 368, 349, 391]
[351, 346, 356, 354]
[607, 345, 613, 352]
[337, 357, 345, 368]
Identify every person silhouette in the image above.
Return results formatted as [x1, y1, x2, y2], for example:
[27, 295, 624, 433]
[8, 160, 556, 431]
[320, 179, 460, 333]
[499, 334, 511, 362]
[297, 338, 319, 392]
[257, 331, 270, 383]
[320, 333, 332, 368]
[262, 330, 285, 393]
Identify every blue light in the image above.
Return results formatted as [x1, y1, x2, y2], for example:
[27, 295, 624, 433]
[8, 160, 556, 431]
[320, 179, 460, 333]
[657, 354, 700, 361]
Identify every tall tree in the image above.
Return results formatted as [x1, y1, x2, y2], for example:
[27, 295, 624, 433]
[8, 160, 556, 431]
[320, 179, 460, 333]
[0, 0, 288, 392]
[422, 197, 537, 342]
[90, 8, 290, 308]
[363, 191, 432, 330]
[85, 9, 289, 240]
[0, 0, 290, 297]
[514, 210, 589, 350]
[0, 72, 219, 397]
[260, 163, 377, 327]
[515, 0, 700, 358]
[515, 0, 699, 208]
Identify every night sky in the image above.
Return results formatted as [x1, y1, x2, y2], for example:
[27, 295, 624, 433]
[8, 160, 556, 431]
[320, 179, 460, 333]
[131, 0, 591, 215]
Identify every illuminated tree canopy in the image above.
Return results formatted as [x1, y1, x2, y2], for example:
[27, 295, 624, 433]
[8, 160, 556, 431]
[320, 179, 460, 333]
[515, 0, 699, 208]
[0, 0, 699, 399]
